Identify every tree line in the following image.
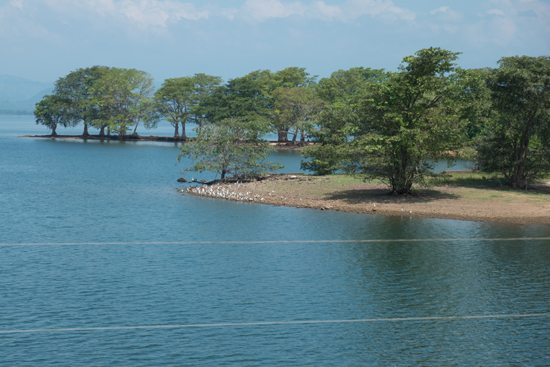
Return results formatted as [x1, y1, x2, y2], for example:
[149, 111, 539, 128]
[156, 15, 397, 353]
[35, 48, 550, 192]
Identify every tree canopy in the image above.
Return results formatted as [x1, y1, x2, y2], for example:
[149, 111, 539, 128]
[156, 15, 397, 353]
[34, 94, 74, 136]
[477, 56, 550, 189]
[348, 48, 466, 194]
[178, 118, 284, 179]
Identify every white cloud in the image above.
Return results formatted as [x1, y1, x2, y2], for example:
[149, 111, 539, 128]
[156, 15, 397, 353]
[237, 0, 414, 22]
[310, 1, 343, 20]
[487, 8, 505, 16]
[2, 0, 417, 29]
[430, 6, 449, 15]
[345, 0, 415, 21]
[240, 0, 306, 21]
[41, 0, 208, 28]
[9, 0, 24, 10]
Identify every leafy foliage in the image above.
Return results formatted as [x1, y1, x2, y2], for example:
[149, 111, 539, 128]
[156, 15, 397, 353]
[300, 106, 359, 175]
[53, 66, 109, 136]
[202, 70, 274, 124]
[155, 74, 222, 138]
[356, 47, 465, 194]
[477, 56, 550, 189]
[34, 94, 74, 136]
[178, 118, 284, 179]
[317, 67, 387, 106]
[91, 68, 157, 136]
[272, 87, 324, 143]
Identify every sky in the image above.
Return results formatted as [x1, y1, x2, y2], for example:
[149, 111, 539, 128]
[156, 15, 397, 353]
[1, 0, 549, 83]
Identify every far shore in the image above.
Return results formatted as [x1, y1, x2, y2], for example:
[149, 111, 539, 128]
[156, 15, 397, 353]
[181, 173, 550, 224]
[22, 134, 309, 150]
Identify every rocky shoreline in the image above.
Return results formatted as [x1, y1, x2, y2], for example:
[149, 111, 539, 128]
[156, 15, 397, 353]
[180, 173, 550, 224]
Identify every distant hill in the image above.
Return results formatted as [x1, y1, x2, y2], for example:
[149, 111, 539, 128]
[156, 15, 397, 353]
[0, 75, 54, 115]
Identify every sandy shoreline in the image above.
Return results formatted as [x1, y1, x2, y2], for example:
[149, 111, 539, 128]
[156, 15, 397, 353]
[181, 174, 550, 224]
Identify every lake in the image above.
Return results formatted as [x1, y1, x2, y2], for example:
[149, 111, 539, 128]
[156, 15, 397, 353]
[1, 116, 549, 366]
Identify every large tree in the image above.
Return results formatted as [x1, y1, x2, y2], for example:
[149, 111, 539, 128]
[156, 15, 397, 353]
[201, 70, 274, 125]
[477, 56, 550, 189]
[187, 73, 223, 130]
[53, 66, 110, 136]
[178, 118, 284, 179]
[34, 94, 75, 136]
[90, 68, 157, 137]
[156, 74, 223, 137]
[154, 77, 195, 138]
[357, 47, 466, 194]
[272, 87, 324, 144]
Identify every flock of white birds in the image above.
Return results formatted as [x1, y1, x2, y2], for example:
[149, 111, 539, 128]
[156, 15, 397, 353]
[180, 181, 413, 214]
[181, 182, 284, 202]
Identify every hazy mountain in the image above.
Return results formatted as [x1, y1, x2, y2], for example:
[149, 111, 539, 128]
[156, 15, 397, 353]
[0, 75, 54, 114]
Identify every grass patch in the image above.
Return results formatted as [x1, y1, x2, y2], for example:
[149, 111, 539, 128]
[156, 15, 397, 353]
[429, 171, 510, 189]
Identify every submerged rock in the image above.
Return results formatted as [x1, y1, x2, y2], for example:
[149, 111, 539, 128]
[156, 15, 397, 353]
[177, 177, 187, 183]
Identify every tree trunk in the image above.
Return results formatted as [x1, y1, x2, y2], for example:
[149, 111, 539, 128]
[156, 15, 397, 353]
[221, 169, 226, 179]
[107, 127, 111, 136]
[174, 123, 180, 138]
[82, 122, 89, 137]
[390, 148, 414, 195]
[278, 130, 288, 142]
[51, 124, 57, 136]
[181, 122, 186, 139]
[99, 126, 105, 137]
[511, 133, 530, 189]
[291, 130, 298, 145]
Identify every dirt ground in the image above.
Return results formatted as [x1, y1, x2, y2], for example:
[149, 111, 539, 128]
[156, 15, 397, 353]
[183, 174, 550, 224]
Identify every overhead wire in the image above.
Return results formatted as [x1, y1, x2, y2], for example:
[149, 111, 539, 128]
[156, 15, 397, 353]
[1, 313, 549, 334]
[1, 237, 549, 247]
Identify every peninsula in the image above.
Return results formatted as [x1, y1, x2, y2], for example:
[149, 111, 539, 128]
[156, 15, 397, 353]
[182, 172, 550, 224]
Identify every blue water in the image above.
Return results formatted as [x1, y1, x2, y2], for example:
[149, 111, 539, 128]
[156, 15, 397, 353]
[1, 116, 550, 366]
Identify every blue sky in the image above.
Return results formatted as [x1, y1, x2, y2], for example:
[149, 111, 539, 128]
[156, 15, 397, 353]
[1, 0, 549, 83]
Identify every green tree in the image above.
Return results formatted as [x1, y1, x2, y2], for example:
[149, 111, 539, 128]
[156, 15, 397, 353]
[356, 47, 465, 195]
[178, 118, 284, 179]
[187, 73, 223, 130]
[34, 94, 75, 136]
[453, 67, 493, 143]
[92, 68, 157, 137]
[155, 74, 223, 137]
[317, 67, 387, 106]
[272, 87, 324, 144]
[155, 77, 195, 138]
[301, 106, 359, 175]
[53, 66, 110, 136]
[477, 56, 550, 189]
[201, 70, 274, 125]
